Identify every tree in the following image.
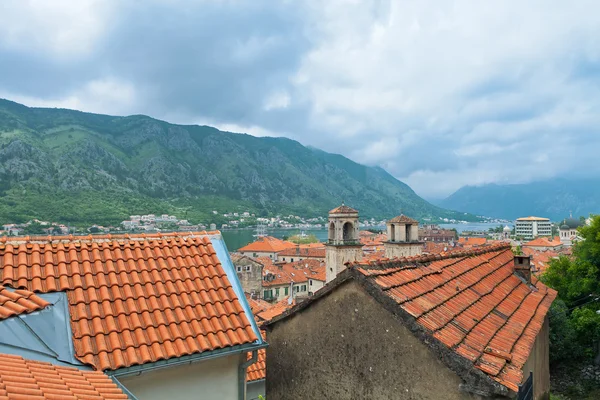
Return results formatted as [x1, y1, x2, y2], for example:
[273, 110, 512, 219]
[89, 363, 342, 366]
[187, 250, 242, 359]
[542, 215, 600, 364]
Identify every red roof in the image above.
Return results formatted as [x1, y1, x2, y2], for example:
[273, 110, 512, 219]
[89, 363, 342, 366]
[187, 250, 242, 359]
[257, 297, 296, 322]
[238, 236, 296, 253]
[246, 331, 266, 382]
[458, 237, 487, 247]
[0, 232, 258, 371]
[246, 294, 272, 317]
[388, 215, 418, 224]
[0, 285, 49, 320]
[277, 246, 326, 258]
[0, 353, 128, 399]
[263, 260, 326, 287]
[329, 204, 358, 214]
[523, 237, 562, 248]
[354, 244, 556, 392]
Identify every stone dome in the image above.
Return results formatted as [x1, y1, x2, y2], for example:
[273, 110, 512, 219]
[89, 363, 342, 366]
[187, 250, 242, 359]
[503, 225, 511, 232]
[561, 218, 582, 230]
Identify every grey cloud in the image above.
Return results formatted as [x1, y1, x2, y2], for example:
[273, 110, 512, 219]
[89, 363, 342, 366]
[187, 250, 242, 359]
[2, 1, 600, 199]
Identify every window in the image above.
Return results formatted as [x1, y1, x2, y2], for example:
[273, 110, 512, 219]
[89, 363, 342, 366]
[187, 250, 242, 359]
[253, 253, 257, 258]
[236, 266, 242, 272]
[263, 290, 269, 298]
[275, 288, 280, 296]
[301, 285, 306, 291]
[284, 287, 289, 295]
[244, 265, 251, 271]
[291, 258, 294, 262]
[309, 279, 313, 286]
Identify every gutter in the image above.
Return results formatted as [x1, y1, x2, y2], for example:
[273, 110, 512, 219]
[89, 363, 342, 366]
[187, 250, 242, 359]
[110, 376, 141, 400]
[239, 349, 258, 400]
[107, 342, 267, 378]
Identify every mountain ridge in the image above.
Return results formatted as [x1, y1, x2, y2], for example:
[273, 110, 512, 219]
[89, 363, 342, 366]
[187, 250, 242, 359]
[439, 179, 600, 220]
[0, 98, 476, 226]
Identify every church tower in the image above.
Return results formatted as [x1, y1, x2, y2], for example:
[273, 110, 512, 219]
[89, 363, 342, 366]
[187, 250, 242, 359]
[325, 204, 363, 283]
[384, 214, 423, 259]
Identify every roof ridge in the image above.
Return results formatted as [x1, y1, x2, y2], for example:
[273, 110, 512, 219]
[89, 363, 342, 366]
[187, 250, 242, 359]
[350, 243, 511, 270]
[0, 231, 220, 245]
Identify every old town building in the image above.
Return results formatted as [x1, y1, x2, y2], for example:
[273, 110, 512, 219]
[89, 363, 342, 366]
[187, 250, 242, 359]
[264, 244, 555, 400]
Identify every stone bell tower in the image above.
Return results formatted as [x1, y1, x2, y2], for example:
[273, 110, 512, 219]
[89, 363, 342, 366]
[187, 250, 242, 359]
[326, 204, 363, 283]
[384, 214, 423, 259]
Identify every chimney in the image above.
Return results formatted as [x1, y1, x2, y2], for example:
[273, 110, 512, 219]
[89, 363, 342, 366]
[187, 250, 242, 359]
[514, 255, 532, 284]
[296, 244, 300, 255]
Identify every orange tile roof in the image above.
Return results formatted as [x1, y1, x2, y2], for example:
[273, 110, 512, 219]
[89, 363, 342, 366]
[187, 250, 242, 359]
[263, 260, 326, 287]
[422, 241, 453, 254]
[353, 244, 556, 392]
[0, 232, 259, 371]
[523, 237, 562, 248]
[0, 285, 49, 320]
[277, 246, 326, 258]
[238, 236, 296, 253]
[246, 331, 266, 382]
[458, 237, 488, 246]
[257, 297, 296, 322]
[329, 204, 358, 214]
[246, 294, 272, 317]
[0, 353, 128, 399]
[388, 215, 418, 224]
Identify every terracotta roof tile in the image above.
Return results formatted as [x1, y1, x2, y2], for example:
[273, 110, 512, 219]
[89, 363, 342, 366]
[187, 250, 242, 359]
[0, 353, 128, 399]
[0, 232, 258, 371]
[277, 246, 326, 258]
[329, 204, 358, 214]
[523, 237, 562, 248]
[352, 243, 556, 393]
[458, 237, 488, 247]
[257, 297, 296, 322]
[238, 237, 296, 253]
[263, 260, 326, 287]
[246, 331, 266, 382]
[246, 294, 272, 317]
[0, 285, 49, 320]
[388, 215, 418, 224]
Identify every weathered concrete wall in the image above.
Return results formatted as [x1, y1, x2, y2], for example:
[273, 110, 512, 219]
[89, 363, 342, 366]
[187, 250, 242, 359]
[233, 257, 263, 295]
[521, 315, 550, 400]
[266, 280, 491, 400]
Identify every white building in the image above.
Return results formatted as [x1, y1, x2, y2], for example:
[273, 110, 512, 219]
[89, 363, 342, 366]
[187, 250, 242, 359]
[559, 216, 584, 246]
[515, 216, 552, 239]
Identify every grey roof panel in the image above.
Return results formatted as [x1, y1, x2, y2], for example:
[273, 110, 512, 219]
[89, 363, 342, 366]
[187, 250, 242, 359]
[0, 291, 86, 368]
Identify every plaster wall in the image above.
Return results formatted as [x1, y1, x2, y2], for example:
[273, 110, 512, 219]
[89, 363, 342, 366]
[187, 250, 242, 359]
[120, 354, 241, 400]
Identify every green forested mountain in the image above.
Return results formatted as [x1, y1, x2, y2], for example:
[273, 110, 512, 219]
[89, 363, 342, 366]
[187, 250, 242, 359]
[0, 99, 473, 225]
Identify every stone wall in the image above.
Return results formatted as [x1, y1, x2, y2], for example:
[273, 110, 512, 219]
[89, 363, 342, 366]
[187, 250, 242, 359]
[266, 279, 498, 400]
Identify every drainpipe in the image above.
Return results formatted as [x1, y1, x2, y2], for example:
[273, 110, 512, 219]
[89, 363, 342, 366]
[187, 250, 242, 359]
[239, 350, 258, 400]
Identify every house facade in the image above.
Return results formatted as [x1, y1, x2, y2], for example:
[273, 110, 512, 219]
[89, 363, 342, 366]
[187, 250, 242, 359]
[264, 244, 555, 400]
[262, 259, 326, 302]
[231, 253, 264, 297]
[0, 232, 265, 400]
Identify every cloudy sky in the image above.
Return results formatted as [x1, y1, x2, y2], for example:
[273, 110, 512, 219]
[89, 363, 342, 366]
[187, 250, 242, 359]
[1, 0, 599, 199]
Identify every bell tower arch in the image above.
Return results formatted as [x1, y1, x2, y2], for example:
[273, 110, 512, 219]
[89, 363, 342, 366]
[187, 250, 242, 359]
[326, 203, 363, 283]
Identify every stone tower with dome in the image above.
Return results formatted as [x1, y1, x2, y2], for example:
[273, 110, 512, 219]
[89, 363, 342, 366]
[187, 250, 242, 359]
[384, 214, 423, 258]
[325, 203, 363, 283]
[559, 215, 583, 245]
